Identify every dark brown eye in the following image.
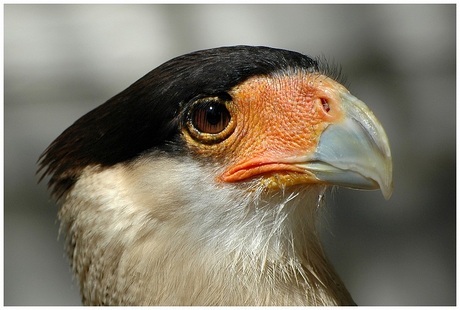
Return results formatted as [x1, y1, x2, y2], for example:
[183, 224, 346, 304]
[185, 96, 236, 144]
[191, 100, 231, 134]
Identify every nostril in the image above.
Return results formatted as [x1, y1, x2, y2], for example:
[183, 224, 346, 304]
[321, 98, 330, 113]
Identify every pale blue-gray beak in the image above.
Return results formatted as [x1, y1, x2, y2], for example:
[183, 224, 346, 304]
[298, 93, 393, 199]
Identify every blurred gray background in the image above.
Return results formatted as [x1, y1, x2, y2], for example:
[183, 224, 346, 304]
[4, 4, 455, 306]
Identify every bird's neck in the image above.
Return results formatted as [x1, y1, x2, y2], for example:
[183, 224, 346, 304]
[58, 159, 354, 305]
[176, 182, 354, 305]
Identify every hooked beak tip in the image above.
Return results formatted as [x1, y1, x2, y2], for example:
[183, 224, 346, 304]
[302, 92, 393, 199]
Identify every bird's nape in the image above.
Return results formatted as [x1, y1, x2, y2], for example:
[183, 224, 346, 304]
[38, 45, 392, 306]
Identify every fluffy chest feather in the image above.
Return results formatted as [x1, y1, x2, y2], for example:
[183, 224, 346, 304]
[58, 156, 354, 305]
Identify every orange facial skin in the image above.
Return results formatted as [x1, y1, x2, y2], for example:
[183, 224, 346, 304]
[183, 72, 349, 187]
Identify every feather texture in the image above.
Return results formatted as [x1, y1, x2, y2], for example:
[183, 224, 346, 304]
[58, 154, 354, 305]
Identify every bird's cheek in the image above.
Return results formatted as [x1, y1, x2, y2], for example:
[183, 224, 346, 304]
[218, 75, 346, 187]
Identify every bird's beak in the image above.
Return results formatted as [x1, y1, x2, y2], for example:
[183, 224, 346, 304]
[296, 92, 393, 199]
[219, 74, 393, 200]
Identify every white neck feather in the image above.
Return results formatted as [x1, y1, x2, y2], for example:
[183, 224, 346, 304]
[58, 155, 354, 305]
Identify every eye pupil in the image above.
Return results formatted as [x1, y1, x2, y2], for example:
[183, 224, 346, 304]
[192, 100, 231, 134]
[205, 105, 223, 126]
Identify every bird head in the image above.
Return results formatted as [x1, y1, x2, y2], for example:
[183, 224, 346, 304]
[39, 46, 392, 200]
[38, 46, 393, 306]
[182, 71, 392, 198]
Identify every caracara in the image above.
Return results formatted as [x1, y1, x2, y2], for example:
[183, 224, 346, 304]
[38, 46, 393, 306]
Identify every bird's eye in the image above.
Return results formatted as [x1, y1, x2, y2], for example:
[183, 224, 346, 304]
[192, 100, 231, 134]
[186, 96, 236, 144]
